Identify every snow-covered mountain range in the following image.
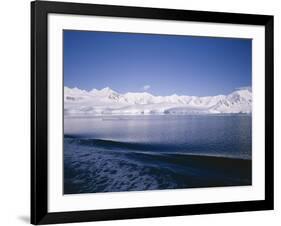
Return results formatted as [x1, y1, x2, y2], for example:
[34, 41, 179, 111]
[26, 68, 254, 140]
[64, 86, 252, 116]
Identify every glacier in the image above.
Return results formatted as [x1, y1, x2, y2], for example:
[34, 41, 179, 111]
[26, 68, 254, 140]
[64, 86, 252, 116]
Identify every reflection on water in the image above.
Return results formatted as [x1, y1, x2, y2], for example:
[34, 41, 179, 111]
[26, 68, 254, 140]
[64, 115, 252, 194]
[64, 115, 252, 159]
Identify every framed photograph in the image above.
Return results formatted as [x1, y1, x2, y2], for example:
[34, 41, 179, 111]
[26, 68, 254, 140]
[31, 1, 274, 224]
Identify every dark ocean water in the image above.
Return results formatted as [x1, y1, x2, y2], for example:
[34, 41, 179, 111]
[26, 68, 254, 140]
[64, 115, 252, 194]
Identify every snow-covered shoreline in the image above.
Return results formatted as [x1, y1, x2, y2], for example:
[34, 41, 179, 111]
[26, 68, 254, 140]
[64, 86, 252, 116]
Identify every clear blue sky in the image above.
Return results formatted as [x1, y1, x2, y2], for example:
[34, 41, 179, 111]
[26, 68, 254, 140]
[64, 30, 251, 96]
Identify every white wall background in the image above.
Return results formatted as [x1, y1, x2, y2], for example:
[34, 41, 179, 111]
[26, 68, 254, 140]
[0, 0, 279, 225]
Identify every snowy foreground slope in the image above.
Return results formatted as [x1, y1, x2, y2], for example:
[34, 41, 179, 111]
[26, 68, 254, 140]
[64, 87, 252, 116]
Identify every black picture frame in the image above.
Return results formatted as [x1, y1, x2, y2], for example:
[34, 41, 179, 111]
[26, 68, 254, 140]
[31, 0, 274, 224]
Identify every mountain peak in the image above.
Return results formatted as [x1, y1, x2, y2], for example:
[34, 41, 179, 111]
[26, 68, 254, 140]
[229, 88, 252, 99]
[90, 88, 98, 93]
[65, 86, 86, 94]
[101, 87, 111, 91]
[100, 87, 116, 93]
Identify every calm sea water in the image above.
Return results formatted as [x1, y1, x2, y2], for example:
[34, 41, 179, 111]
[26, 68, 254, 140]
[64, 115, 252, 194]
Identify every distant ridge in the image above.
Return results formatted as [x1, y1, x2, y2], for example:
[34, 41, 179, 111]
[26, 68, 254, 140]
[64, 86, 252, 116]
